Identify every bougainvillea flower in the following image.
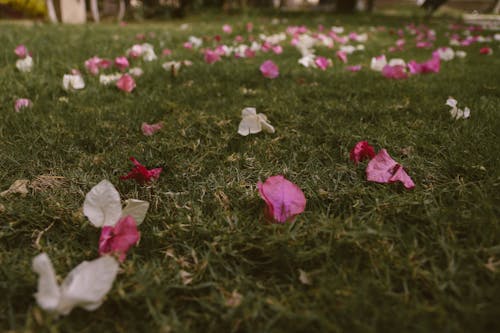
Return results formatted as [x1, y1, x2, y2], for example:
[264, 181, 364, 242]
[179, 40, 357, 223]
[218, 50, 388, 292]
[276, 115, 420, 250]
[315, 56, 331, 70]
[382, 65, 408, 79]
[257, 175, 307, 223]
[16, 56, 33, 72]
[246, 22, 253, 32]
[62, 72, 85, 91]
[116, 74, 136, 93]
[114, 56, 129, 71]
[85, 56, 102, 76]
[32, 253, 119, 316]
[350, 141, 376, 165]
[346, 65, 362, 72]
[99, 73, 122, 85]
[479, 47, 493, 55]
[434, 47, 454, 61]
[336, 51, 348, 63]
[366, 149, 415, 189]
[128, 44, 143, 58]
[408, 56, 440, 74]
[120, 157, 162, 184]
[298, 54, 316, 68]
[370, 55, 387, 71]
[204, 49, 221, 64]
[14, 98, 32, 112]
[128, 67, 143, 77]
[222, 24, 232, 34]
[260, 60, 279, 79]
[99, 216, 140, 262]
[84, 180, 150, 228]
[14, 44, 28, 58]
[238, 107, 275, 136]
[446, 97, 470, 120]
[141, 122, 163, 136]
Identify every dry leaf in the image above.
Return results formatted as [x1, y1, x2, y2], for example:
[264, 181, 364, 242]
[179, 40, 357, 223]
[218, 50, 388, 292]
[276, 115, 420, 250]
[225, 290, 243, 308]
[30, 175, 66, 192]
[0, 179, 29, 197]
[0, 203, 5, 213]
[485, 257, 500, 273]
[298, 269, 312, 285]
[179, 270, 193, 285]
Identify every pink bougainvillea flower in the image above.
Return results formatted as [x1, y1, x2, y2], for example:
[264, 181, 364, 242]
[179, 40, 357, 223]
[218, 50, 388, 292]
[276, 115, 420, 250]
[382, 65, 408, 79]
[222, 24, 232, 34]
[14, 44, 28, 58]
[408, 56, 440, 74]
[204, 49, 221, 64]
[479, 47, 493, 55]
[350, 141, 376, 165]
[162, 48, 172, 56]
[99, 215, 140, 262]
[314, 56, 331, 70]
[120, 157, 162, 184]
[366, 149, 415, 189]
[141, 122, 163, 136]
[346, 65, 362, 72]
[114, 56, 130, 71]
[260, 60, 279, 79]
[14, 98, 32, 112]
[116, 74, 136, 93]
[257, 175, 306, 223]
[246, 22, 253, 32]
[272, 45, 283, 54]
[85, 56, 104, 76]
[128, 44, 143, 58]
[336, 50, 348, 63]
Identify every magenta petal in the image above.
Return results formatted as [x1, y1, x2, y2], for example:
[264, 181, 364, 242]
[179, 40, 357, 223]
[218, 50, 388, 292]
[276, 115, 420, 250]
[260, 60, 279, 79]
[257, 175, 306, 223]
[99, 216, 140, 262]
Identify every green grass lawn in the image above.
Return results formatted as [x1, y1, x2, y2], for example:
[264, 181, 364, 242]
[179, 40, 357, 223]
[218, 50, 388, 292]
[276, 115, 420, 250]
[1, 10, 499, 333]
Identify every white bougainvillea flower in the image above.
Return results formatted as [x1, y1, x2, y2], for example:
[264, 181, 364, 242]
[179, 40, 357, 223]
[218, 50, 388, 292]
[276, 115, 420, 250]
[298, 54, 316, 68]
[446, 97, 470, 120]
[388, 58, 406, 67]
[238, 107, 275, 136]
[162, 61, 182, 76]
[140, 43, 157, 61]
[16, 55, 33, 72]
[62, 71, 85, 91]
[188, 36, 203, 49]
[434, 47, 455, 61]
[455, 50, 467, 58]
[99, 73, 122, 85]
[83, 180, 149, 227]
[32, 253, 119, 316]
[370, 55, 387, 71]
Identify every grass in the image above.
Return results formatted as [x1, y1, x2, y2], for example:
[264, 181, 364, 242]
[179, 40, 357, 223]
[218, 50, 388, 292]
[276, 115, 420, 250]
[1, 9, 500, 333]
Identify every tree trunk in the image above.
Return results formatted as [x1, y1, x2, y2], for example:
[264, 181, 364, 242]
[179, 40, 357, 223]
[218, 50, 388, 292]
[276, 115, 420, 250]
[91, 0, 100, 22]
[367, 0, 375, 12]
[46, 0, 58, 23]
[118, 0, 126, 21]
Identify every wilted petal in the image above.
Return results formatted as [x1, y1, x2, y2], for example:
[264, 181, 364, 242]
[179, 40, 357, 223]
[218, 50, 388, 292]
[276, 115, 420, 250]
[15, 44, 28, 58]
[16, 56, 33, 72]
[350, 141, 376, 164]
[14, 98, 32, 112]
[257, 175, 306, 223]
[99, 216, 140, 262]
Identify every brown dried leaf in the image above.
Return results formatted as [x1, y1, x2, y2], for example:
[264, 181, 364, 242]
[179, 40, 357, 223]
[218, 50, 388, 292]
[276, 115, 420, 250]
[0, 179, 29, 197]
[179, 270, 193, 285]
[298, 269, 312, 285]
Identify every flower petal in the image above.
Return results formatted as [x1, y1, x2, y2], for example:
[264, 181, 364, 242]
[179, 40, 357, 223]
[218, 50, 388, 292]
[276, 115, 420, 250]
[83, 180, 122, 227]
[32, 253, 61, 311]
[122, 199, 150, 225]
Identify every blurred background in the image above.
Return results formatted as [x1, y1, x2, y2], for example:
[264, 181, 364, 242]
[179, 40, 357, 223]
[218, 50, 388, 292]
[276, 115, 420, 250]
[0, 0, 498, 21]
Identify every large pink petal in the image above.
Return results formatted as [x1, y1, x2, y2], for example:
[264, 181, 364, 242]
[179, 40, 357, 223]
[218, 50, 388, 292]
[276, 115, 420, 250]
[258, 175, 306, 223]
[389, 165, 415, 189]
[366, 149, 398, 184]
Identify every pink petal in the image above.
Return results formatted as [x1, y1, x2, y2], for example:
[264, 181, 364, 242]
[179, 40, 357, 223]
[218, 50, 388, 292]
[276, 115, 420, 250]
[382, 65, 408, 80]
[260, 60, 279, 79]
[204, 49, 221, 64]
[114, 56, 130, 71]
[257, 175, 306, 223]
[350, 141, 376, 164]
[366, 149, 415, 189]
[116, 74, 136, 93]
[346, 65, 362, 72]
[14, 44, 27, 59]
[141, 122, 163, 136]
[315, 57, 330, 70]
[222, 24, 232, 34]
[336, 51, 348, 63]
[14, 98, 32, 112]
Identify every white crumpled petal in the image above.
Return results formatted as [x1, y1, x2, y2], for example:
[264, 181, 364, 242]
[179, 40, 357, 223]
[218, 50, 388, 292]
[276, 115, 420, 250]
[33, 253, 61, 311]
[33, 253, 119, 315]
[238, 107, 274, 136]
[462, 107, 470, 119]
[122, 199, 150, 225]
[83, 180, 122, 227]
[298, 54, 316, 68]
[370, 55, 387, 71]
[62, 74, 85, 91]
[16, 56, 33, 72]
[388, 58, 406, 67]
[446, 97, 457, 108]
[99, 73, 122, 85]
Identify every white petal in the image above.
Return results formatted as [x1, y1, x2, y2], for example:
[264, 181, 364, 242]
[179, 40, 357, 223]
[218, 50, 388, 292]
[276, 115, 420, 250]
[258, 114, 275, 134]
[450, 107, 458, 119]
[463, 107, 471, 119]
[57, 256, 119, 315]
[62, 75, 71, 91]
[83, 180, 122, 227]
[456, 108, 464, 120]
[33, 253, 61, 311]
[241, 107, 257, 117]
[388, 58, 406, 67]
[122, 199, 150, 225]
[446, 98, 458, 108]
[71, 75, 85, 90]
[238, 116, 262, 136]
